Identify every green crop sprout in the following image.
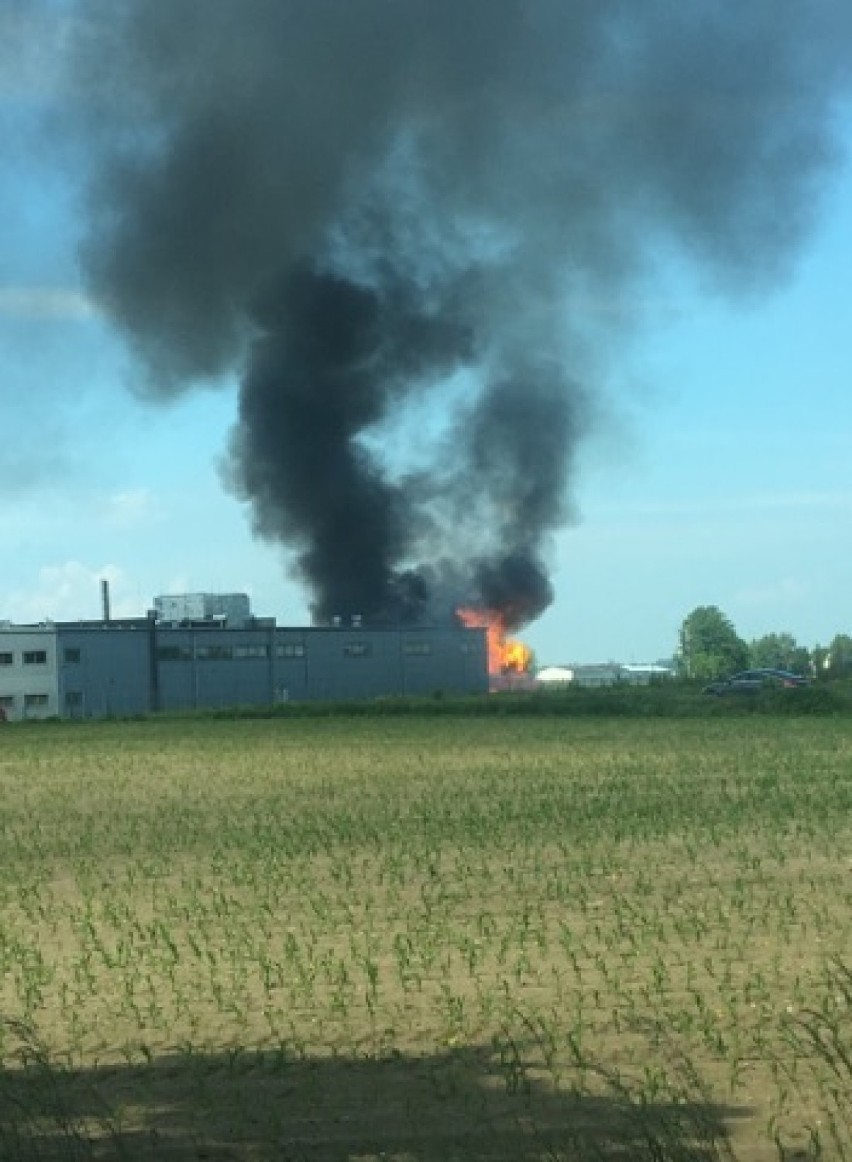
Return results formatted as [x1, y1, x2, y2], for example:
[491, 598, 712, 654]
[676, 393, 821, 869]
[1, 713, 850, 1157]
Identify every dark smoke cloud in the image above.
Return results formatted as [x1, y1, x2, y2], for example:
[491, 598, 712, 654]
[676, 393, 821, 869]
[230, 265, 473, 623]
[66, 1, 851, 627]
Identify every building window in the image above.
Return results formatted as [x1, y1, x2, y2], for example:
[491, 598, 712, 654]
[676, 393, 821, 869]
[403, 641, 432, 656]
[196, 645, 234, 661]
[24, 693, 49, 707]
[0, 652, 13, 665]
[65, 691, 83, 708]
[233, 644, 269, 659]
[0, 695, 14, 709]
[276, 643, 305, 658]
[343, 642, 371, 657]
[64, 648, 82, 664]
[23, 651, 47, 665]
[157, 646, 193, 662]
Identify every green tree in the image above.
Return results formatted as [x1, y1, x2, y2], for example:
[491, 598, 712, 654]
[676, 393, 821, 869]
[748, 632, 810, 674]
[826, 633, 852, 677]
[677, 606, 748, 682]
[811, 643, 830, 678]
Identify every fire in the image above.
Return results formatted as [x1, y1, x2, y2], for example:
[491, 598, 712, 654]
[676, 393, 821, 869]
[456, 607, 532, 676]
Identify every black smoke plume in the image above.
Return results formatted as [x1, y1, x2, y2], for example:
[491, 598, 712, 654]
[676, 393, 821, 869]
[67, 1, 851, 627]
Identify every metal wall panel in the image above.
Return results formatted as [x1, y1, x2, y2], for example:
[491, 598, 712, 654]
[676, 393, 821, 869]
[155, 627, 275, 711]
[303, 629, 403, 701]
[152, 624, 488, 709]
[56, 623, 153, 718]
[6, 620, 488, 718]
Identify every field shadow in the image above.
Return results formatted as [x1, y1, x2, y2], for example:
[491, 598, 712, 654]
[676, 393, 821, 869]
[0, 1031, 748, 1162]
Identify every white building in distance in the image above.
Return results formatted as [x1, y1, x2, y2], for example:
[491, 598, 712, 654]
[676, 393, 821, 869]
[537, 662, 674, 688]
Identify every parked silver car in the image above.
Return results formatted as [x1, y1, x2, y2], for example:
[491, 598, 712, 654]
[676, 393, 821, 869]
[702, 668, 809, 695]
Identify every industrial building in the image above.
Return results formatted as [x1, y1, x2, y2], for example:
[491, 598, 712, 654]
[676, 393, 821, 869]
[0, 594, 488, 721]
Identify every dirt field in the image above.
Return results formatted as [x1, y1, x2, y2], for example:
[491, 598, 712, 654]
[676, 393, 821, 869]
[2, 713, 851, 1159]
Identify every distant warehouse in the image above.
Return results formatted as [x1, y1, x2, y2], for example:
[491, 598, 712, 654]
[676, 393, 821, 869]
[536, 662, 674, 688]
[0, 594, 488, 721]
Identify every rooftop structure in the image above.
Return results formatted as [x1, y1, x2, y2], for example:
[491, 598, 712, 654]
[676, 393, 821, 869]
[153, 593, 253, 626]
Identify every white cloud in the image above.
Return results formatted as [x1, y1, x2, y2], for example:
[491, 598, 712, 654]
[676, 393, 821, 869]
[1, 562, 144, 624]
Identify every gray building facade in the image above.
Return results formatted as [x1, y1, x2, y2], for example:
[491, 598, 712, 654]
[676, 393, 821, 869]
[58, 619, 156, 719]
[149, 622, 488, 712]
[1, 612, 488, 720]
[0, 624, 59, 720]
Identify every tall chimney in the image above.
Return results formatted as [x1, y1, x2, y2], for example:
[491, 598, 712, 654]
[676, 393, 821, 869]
[101, 578, 111, 623]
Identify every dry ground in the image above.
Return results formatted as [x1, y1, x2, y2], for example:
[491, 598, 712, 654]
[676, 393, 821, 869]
[1, 713, 851, 1159]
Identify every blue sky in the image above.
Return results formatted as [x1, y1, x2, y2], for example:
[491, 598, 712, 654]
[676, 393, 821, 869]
[1, 9, 850, 665]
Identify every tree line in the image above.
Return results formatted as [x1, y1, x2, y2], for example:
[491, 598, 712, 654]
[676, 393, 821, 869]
[676, 606, 852, 682]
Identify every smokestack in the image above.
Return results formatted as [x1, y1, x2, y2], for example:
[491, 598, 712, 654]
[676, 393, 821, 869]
[100, 578, 111, 624]
[66, 3, 852, 633]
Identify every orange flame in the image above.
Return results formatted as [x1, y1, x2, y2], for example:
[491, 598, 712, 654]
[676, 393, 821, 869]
[456, 607, 533, 676]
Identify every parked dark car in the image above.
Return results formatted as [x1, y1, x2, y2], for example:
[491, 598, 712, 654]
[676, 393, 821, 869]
[702, 668, 809, 695]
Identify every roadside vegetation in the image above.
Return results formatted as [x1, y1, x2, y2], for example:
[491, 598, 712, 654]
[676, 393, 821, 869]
[8, 675, 851, 725]
[675, 604, 852, 685]
[2, 712, 851, 1158]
